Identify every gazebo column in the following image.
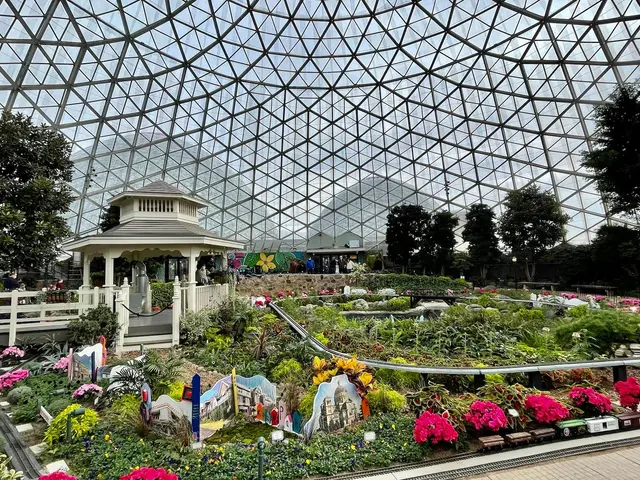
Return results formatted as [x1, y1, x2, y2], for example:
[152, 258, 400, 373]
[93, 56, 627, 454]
[188, 248, 198, 311]
[104, 251, 115, 311]
[82, 254, 91, 287]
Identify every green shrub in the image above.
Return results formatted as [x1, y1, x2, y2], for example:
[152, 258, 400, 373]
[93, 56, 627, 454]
[46, 398, 73, 417]
[168, 381, 184, 401]
[375, 358, 421, 389]
[44, 404, 99, 445]
[205, 332, 232, 351]
[180, 308, 214, 345]
[361, 274, 468, 293]
[67, 304, 120, 346]
[109, 394, 140, 421]
[554, 310, 638, 355]
[11, 399, 39, 424]
[151, 282, 174, 309]
[366, 386, 406, 413]
[298, 385, 318, 419]
[384, 297, 410, 311]
[271, 359, 303, 383]
[7, 386, 33, 405]
[567, 305, 589, 318]
[314, 332, 329, 345]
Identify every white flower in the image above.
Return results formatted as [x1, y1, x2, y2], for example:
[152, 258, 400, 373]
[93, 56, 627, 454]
[572, 332, 581, 338]
[542, 327, 550, 332]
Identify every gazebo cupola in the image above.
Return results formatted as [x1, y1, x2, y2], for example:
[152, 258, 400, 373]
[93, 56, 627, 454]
[108, 181, 206, 226]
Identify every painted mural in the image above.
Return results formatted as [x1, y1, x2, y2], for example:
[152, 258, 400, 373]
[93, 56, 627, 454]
[303, 374, 362, 439]
[228, 251, 304, 273]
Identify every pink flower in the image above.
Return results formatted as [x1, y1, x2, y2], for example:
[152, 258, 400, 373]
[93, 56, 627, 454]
[0, 369, 29, 390]
[569, 386, 612, 415]
[0, 346, 24, 359]
[463, 400, 508, 432]
[120, 467, 178, 480]
[38, 472, 77, 480]
[264, 296, 272, 304]
[413, 411, 458, 445]
[72, 383, 103, 399]
[254, 300, 264, 307]
[53, 357, 69, 372]
[277, 291, 285, 298]
[525, 394, 569, 424]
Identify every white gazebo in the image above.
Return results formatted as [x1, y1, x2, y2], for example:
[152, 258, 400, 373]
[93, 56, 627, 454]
[63, 181, 243, 350]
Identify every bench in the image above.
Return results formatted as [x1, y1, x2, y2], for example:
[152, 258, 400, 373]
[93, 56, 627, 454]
[572, 285, 617, 300]
[478, 435, 504, 450]
[519, 281, 559, 291]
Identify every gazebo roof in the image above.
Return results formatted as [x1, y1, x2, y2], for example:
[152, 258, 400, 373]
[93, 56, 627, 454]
[109, 180, 208, 207]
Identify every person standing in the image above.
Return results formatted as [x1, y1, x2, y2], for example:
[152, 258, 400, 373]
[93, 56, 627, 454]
[3, 272, 19, 291]
[305, 257, 315, 274]
[346, 259, 354, 274]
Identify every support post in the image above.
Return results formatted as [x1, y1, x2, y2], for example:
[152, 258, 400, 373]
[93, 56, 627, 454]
[93, 287, 100, 307]
[473, 374, 486, 391]
[121, 278, 130, 332]
[82, 254, 91, 286]
[257, 436, 265, 480]
[613, 365, 627, 383]
[115, 291, 125, 355]
[104, 252, 115, 311]
[172, 276, 181, 346]
[188, 254, 198, 312]
[420, 372, 428, 386]
[8, 290, 19, 346]
[528, 371, 543, 390]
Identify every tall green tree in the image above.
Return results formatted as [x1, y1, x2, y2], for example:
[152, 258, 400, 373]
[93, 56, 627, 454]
[99, 205, 120, 232]
[418, 211, 458, 274]
[590, 225, 640, 288]
[462, 204, 500, 281]
[0, 111, 73, 271]
[498, 185, 569, 281]
[581, 83, 640, 216]
[386, 205, 428, 273]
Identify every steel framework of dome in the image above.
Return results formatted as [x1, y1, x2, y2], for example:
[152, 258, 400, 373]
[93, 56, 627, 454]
[1, 0, 639, 249]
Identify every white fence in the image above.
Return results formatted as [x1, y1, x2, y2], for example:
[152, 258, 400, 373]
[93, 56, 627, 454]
[0, 278, 230, 351]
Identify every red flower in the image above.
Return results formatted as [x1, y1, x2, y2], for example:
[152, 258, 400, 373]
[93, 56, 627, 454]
[615, 377, 640, 411]
[120, 467, 178, 480]
[413, 411, 458, 445]
[524, 394, 569, 424]
[464, 400, 508, 432]
[39, 473, 77, 480]
[569, 386, 612, 416]
[277, 291, 285, 298]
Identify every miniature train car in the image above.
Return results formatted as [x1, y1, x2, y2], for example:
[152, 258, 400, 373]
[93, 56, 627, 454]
[615, 411, 640, 429]
[478, 435, 505, 451]
[585, 416, 619, 434]
[530, 427, 555, 442]
[555, 419, 587, 438]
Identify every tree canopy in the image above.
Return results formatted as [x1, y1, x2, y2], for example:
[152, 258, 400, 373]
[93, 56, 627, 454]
[386, 204, 428, 272]
[0, 111, 73, 271]
[99, 205, 121, 232]
[498, 185, 569, 281]
[581, 83, 640, 216]
[423, 211, 458, 274]
[591, 225, 640, 288]
[462, 204, 500, 280]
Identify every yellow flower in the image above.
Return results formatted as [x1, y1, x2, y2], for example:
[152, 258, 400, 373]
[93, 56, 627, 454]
[336, 356, 364, 374]
[359, 372, 373, 387]
[105, 453, 109, 458]
[312, 356, 326, 372]
[256, 253, 276, 272]
[104, 434, 110, 441]
[185, 466, 190, 471]
[305, 459, 311, 465]
[391, 424, 396, 430]
[350, 445, 356, 450]
[134, 467, 140, 470]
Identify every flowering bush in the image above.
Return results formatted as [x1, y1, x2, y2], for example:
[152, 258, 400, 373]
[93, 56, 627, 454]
[413, 411, 458, 445]
[44, 404, 99, 445]
[72, 383, 103, 399]
[38, 472, 77, 480]
[463, 400, 507, 432]
[524, 394, 569, 424]
[568, 386, 612, 416]
[53, 357, 70, 372]
[615, 377, 640, 410]
[120, 467, 178, 480]
[0, 346, 24, 360]
[0, 369, 29, 390]
[560, 292, 578, 299]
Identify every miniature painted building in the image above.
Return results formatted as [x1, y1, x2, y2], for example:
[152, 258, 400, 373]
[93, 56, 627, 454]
[319, 384, 358, 432]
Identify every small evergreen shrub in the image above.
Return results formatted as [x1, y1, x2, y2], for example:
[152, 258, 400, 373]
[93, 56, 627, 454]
[375, 358, 421, 389]
[151, 282, 174, 309]
[45, 404, 99, 445]
[367, 386, 406, 413]
[11, 399, 38, 424]
[298, 385, 318, 419]
[46, 398, 73, 417]
[67, 304, 119, 346]
[271, 359, 303, 383]
[7, 386, 33, 405]
[180, 309, 214, 345]
[384, 297, 410, 311]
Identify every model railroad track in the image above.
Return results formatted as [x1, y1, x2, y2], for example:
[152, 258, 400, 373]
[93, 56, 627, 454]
[0, 413, 42, 479]
[327, 433, 640, 480]
[270, 302, 640, 375]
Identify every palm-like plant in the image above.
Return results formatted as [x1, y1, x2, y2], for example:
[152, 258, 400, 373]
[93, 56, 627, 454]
[109, 350, 184, 397]
[251, 328, 276, 360]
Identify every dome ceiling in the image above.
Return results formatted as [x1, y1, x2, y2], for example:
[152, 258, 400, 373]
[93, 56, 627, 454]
[1, 0, 639, 248]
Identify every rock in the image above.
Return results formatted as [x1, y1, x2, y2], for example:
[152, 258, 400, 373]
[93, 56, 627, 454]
[15, 423, 33, 434]
[45, 461, 70, 473]
[30, 443, 47, 456]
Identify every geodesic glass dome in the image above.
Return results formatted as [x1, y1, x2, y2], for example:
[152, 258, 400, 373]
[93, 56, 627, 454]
[1, 0, 639, 249]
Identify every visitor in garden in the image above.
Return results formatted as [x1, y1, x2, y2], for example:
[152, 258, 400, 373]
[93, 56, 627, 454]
[339, 256, 347, 273]
[3, 272, 19, 291]
[197, 265, 209, 285]
[346, 259, 354, 273]
[305, 257, 315, 274]
[55, 278, 64, 290]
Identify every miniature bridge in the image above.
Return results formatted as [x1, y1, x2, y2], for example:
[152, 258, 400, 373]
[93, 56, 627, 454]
[270, 302, 640, 390]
